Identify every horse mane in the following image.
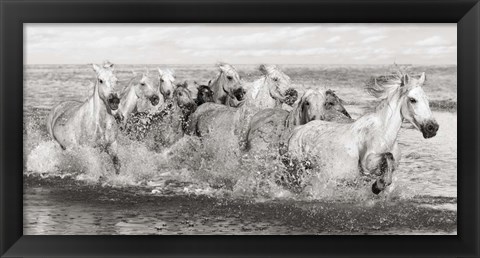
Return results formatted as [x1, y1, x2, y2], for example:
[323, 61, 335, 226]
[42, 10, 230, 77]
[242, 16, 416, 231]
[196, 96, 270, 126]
[259, 64, 291, 83]
[365, 68, 417, 111]
[285, 89, 318, 128]
[176, 81, 188, 89]
[120, 73, 143, 98]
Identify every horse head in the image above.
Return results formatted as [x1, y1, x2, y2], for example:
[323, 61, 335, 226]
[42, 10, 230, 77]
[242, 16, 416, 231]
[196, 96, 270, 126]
[259, 64, 298, 106]
[372, 72, 439, 139]
[194, 81, 214, 106]
[92, 61, 120, 113]
[215, 63, 245, 103]
[398, 72, 438, 139]
[324, 90, 351, 119]
[158, 68, 176, 100]
[132, 70, 160, 106]
[173, 81, 196, 114]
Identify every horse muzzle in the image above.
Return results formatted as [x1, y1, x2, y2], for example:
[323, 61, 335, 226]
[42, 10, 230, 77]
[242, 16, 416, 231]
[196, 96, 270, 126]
[420, 120, 439, 139]
[284, 88, 298, 106]
[232, 88, 246, 101]
[108, 95, 120, 111]
[150, 95, 160, 106]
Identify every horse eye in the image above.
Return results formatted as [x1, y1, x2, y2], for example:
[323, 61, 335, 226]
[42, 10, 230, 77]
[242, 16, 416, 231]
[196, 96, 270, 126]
[160, 79, 164, 82]
[305, 101, 310, 106]
[409, 97, 417, 104]
[273, 78, 279, 82]
[98, 79, 103, 84]
[325, 102, 333, 107]
[140, 83, 145, 86]
[227, 76, 233, 81]
[179, 92, 183, 96]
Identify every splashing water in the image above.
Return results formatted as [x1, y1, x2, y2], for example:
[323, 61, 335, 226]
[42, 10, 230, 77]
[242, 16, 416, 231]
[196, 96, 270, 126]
[25, 108, 421, 205]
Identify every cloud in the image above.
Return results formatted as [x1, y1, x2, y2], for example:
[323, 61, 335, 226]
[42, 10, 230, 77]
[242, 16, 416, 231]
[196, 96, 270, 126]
[325, 36, 341, 43]
[326, 26, 356, 32]
[25, 24, 457, 64]
[402, 45, 456, 55]
[357, 27, 386, 35]
[361, 35, 387, 44]
[415, 36, 449, 46]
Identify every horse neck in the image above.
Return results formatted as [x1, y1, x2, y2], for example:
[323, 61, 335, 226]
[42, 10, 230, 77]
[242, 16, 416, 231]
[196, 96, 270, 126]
[356, 90, 404, 147]
[119, 85, 138, 118]
[211, 74, 224, 98]
[90, 81, 108, 124]
[285, 102, 301, 128]
[247, 77, 276, 109]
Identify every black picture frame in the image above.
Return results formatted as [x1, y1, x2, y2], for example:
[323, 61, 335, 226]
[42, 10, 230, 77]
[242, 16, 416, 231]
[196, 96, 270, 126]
[1, 0, 479, 257]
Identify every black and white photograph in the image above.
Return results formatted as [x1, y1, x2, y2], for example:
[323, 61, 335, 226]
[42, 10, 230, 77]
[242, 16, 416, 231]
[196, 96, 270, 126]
[23, 23, 457, 235]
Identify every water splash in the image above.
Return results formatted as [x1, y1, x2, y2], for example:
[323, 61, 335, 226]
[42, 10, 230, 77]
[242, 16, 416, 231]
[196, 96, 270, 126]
[25, 112, 421, 203]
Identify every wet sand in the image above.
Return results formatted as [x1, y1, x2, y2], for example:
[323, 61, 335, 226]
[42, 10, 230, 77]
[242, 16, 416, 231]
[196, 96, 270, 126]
[24, 175, 457, 235]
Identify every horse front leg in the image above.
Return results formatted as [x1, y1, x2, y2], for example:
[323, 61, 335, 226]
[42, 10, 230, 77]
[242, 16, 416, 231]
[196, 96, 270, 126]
[366, 152, 395, 195]
[106, 141, 121, 175]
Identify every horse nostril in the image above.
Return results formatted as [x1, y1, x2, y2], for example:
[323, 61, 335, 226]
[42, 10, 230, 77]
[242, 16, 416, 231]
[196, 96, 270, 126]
[427, 122, 439, 133]
[109, 97, 119, 104]
[151, 95, 159, 105]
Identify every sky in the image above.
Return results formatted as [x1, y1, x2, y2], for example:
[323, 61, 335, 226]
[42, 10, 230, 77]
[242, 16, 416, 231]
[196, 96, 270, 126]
[24, 23, 457, 65]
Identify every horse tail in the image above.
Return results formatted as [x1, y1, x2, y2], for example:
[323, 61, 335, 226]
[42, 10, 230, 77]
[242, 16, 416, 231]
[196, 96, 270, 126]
[46, 104, 65, 149]
[46, 107, 56, 140]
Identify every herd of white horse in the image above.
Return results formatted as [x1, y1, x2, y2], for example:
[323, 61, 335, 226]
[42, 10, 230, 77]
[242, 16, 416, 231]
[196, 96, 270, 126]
[47, 61, 439, 195]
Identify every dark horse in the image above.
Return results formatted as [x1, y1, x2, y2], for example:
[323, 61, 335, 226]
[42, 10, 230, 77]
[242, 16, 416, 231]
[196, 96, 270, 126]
[194, 82, 215, 106]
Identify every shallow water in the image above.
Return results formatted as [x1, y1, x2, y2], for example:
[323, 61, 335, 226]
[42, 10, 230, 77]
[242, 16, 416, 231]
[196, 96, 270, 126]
[23, 64, 457, 235]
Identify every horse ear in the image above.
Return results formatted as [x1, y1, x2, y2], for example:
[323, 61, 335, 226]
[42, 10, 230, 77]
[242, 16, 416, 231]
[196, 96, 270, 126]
[103, 61, 114, 70]
[208, 80, 212, 86]
[218, 63, 228, 73]
[92, 64, 101, 73]
[131, 70, 138, 76]
[418, 72, 426, 84]
[157, 68, 163, 77]
[400, 74, 410, 87]
[259, 64, 268, 75]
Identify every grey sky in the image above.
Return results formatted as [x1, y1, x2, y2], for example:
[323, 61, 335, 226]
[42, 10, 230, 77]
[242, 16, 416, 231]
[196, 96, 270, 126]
[25, 23, 457, 65]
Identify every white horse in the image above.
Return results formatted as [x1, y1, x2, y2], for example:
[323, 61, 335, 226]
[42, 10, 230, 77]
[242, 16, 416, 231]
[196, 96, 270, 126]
[209, 63, 246, 106]
[158, 68, 176, 100]
[283, 72, 439, 194]
[187, 65, 298, 149]
[123, 81, 197, 150]
[245, 89, 352, 154]
[118, 71, 160, 122]
[47, 61, 123, 174]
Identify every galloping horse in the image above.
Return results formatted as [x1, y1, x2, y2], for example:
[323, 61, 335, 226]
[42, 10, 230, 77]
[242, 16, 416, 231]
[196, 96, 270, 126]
[47, 61, 123, 174]
[209, 63, 246, 106]
[157, 68, 176, 100]
[283, 71, 439, 194]
[118, 71, 160, 121]
[245, 89, 352, 153]
[187, 65, 298, 150]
